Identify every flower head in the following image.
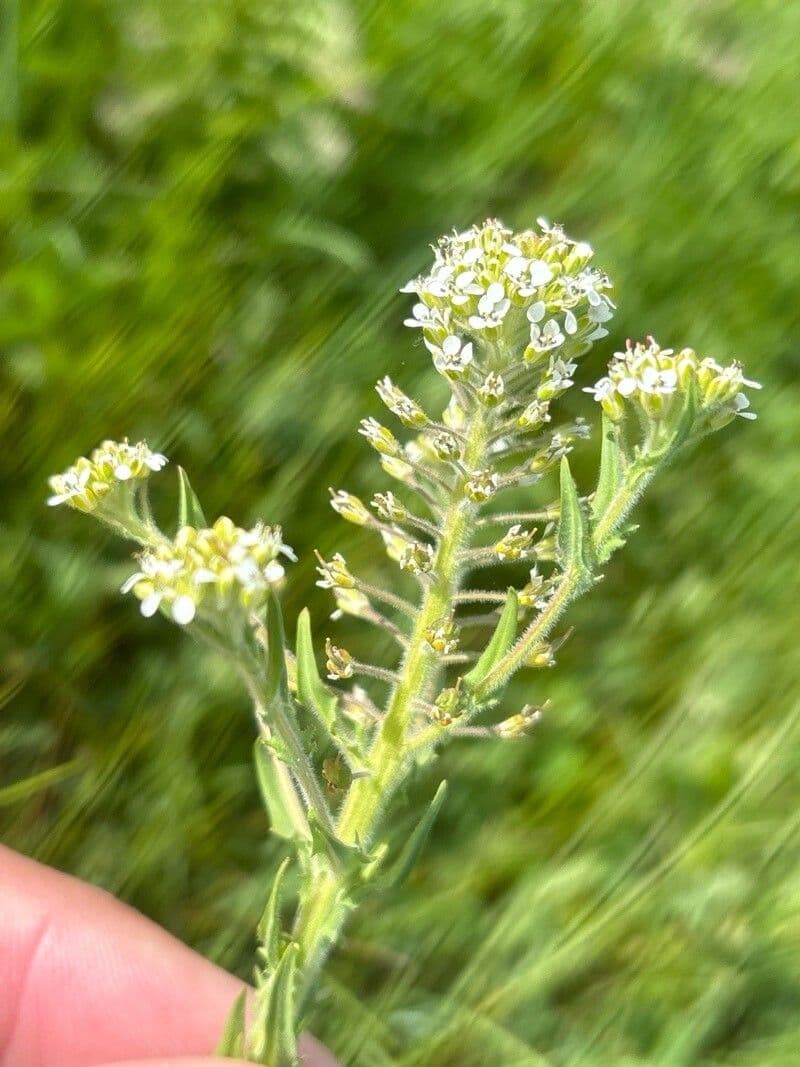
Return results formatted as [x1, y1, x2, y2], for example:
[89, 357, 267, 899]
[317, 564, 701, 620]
[122, 516, 293, 625]
[584, 337, 761, 431]
[48, 439, 167, 512]
[401, 218, 615, 374]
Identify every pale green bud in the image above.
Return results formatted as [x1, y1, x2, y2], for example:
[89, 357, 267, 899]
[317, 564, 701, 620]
[325, 639, 355, 680]
[329, 489, 371, 525]
[465, 469, 499, 503]
[359, 417, 401, 457]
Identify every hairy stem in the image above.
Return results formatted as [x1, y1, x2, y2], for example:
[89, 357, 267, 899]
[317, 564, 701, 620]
[290, 403, 493, 1010]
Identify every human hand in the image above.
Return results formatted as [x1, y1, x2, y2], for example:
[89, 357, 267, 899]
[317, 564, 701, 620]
[0, 845, 337, 1066]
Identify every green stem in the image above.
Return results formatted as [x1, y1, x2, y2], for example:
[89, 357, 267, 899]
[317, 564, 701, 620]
[473, 565, 585, 699]
[290, 403, 493, 1010]
[591, 468, 655, 556]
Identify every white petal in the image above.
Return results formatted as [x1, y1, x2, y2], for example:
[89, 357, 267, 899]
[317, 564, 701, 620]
[114, 463, 133, 481]
[120, 571, 145, 594]
[264, 560, 286, 583]
[527, 301, 546, 323]
[172, 595, 197, 625]
[140, 594, 162, 618]
[617, 377, 638, 397]
[529, 261, 554, 285]
[486, 281, 505, 303]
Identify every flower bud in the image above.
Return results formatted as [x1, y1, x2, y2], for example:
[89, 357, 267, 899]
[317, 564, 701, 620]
[424, 615, 459, 655]
[329, 489, 371, 525]
[517, 399, 551, 429]
[372, 491, 407, 522]
[465, 469, 499, 503]
[375, 377, 427, 427]
[478, 372, 505, 407]
[316, 552, 357, 590]
[431, 430, 461, 461]
[325, 639, 355, 680]
[494, 524, 535, 561]
[359, 417, 401, 457]
[399, 540, 435, 575]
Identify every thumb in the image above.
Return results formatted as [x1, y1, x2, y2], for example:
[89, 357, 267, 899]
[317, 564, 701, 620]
[96, 1060, 258, 1066]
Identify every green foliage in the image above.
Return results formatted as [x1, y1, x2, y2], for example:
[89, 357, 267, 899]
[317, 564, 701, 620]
[464, 590, 519, 690]
[3, 0, 800, 1064]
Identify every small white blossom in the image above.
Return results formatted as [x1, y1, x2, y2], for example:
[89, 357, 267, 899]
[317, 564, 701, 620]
[48, 439, 167, 512]
[122, 517, 292, 625]
[528, 318, 565, 354]
[468, 282, 511, 331]
[428, 334, 474, 378]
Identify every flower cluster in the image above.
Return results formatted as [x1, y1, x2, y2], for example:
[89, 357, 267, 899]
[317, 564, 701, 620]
[585, 338, 761, 428]
[122, 517, 294, 625]
[48, 439, 167, 512]
[401, 218, 615, 378]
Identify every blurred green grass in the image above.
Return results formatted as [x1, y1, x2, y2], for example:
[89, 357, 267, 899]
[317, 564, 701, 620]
[2, 1, 800, 1063]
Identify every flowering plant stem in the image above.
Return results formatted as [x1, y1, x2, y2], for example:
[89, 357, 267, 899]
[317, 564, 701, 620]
[47, 220, 760, 1066]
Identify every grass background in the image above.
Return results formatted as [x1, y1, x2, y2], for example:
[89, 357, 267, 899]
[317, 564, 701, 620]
[2, 1, 800, 1063]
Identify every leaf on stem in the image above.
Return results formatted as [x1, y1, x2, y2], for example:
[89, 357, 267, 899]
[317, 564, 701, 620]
[463, 589, 518, 689]
[556, 456, 592, 578]
[215, 988, 247, 1058]
[258, 855, 292, 969]
[254, 740, 308, 841]
[592, 413, 626, 522]
[176, 466, 206, 529]
[251, 943, 300, 1067]
[381, 780, 448, 889]
[296, 608, 338, 730]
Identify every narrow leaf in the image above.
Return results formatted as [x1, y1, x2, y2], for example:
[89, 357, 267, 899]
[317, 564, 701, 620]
[671, 372, 700, 449]
[463, 588, 518, 689]
[215, 988, 247, 1058]
[556, 456, 589, 574]
[307, 807, 368, 873]
[257, 856, 291, 969]
[296, 609, 337, 730]
[258, 943, 300, 1067]
[176, 466, 206, 529]
[384, 780, 448, 889]
[254, 740, 309, 841]
[592, 413, 626, 521]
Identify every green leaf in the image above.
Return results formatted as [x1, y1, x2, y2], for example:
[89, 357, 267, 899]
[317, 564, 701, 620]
[592, 413, 626, 521]
[296, 608, 337, 730]
[176, 466, 206, 529]
[254, 740, 309, 842]
[254, 943, 300, 1067]
[307, 807, 369, 873]
[463, 589, 518, 689]
[215, 988, 247, 1058]
[257, 855, 291, 969]
[557, 456, 591, 576]
[383, 780, 448, 889]
[671, 372, 700, 449]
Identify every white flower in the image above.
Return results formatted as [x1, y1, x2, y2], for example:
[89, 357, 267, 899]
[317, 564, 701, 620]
[48, 439, 168, 512]
[121, 516, 292, 625]
[504, 256, 554, 297]
[582, 377, 616, 403]
[451, 269, 484, 305]
[429, 334, 474, 377]
[529, 318, 565, 353]
[468, 282, 511, 330]
[403, 301, 437, 329]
